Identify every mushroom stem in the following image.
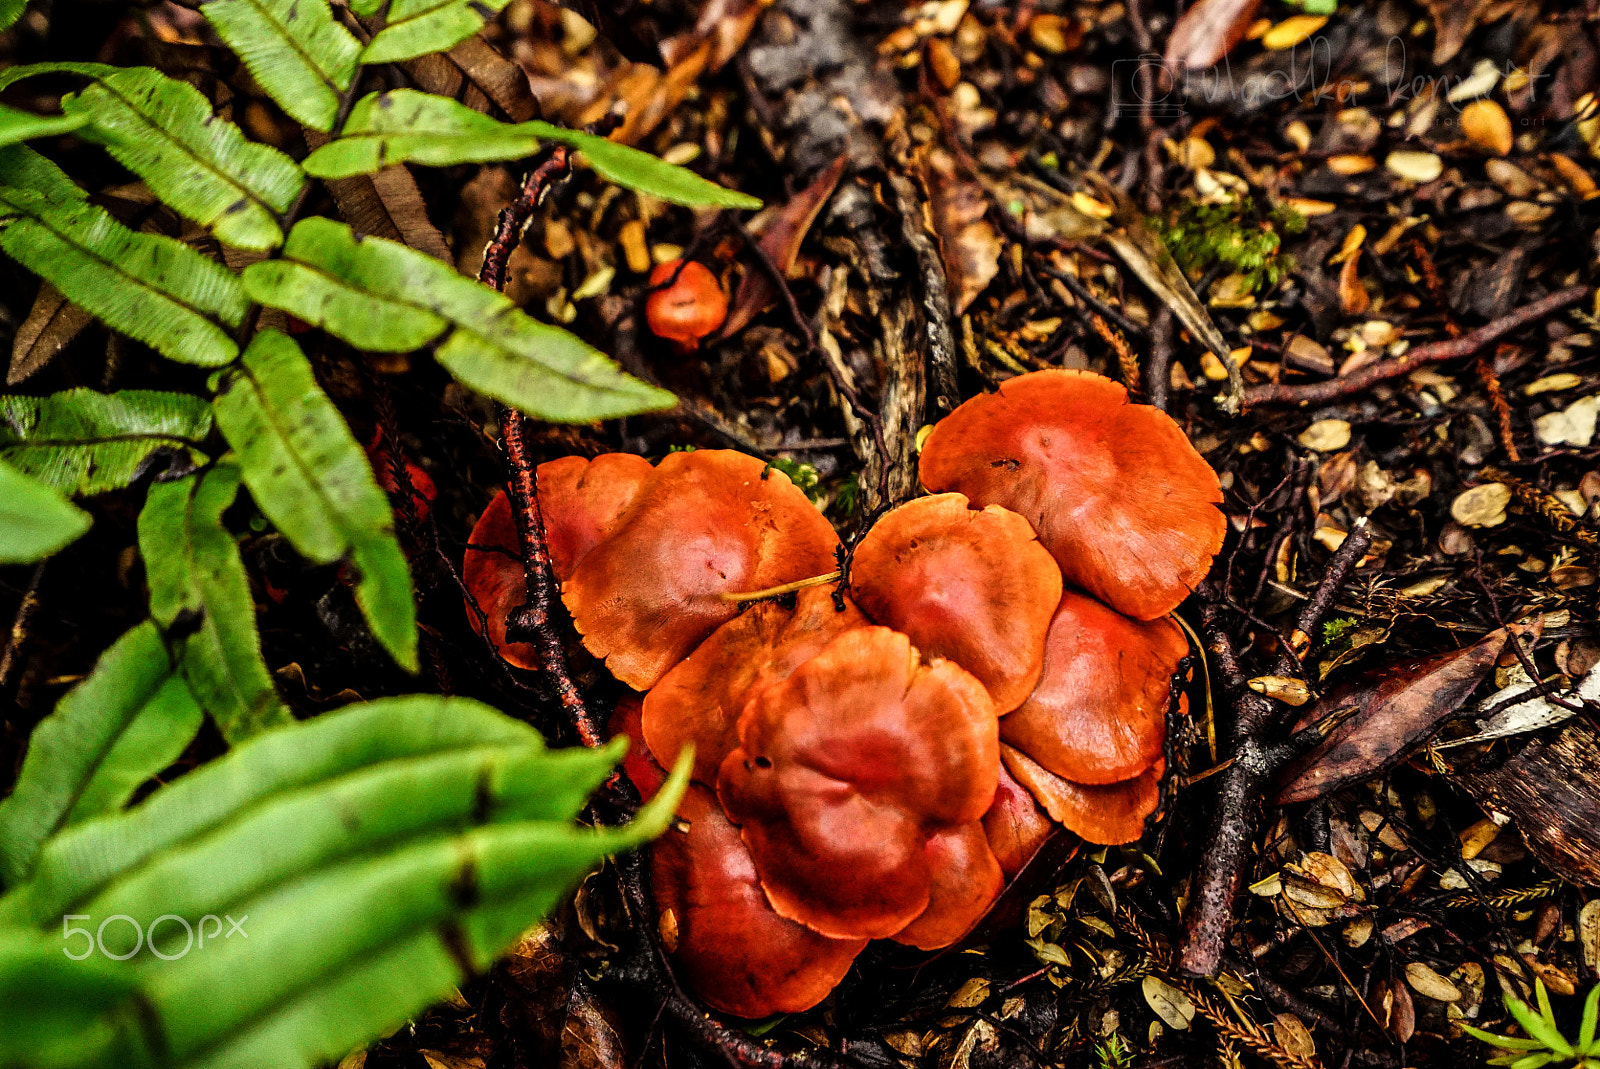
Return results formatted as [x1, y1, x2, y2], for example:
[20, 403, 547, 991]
[716, 571, 842, 603]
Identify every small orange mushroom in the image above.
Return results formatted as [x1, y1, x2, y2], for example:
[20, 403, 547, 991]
[848, 494, 1062, 713]
[1000, 591, 1187, 786]
[1001, 744, 1165, 847]
[918, 369, 1225, 621]
[561, 449, 839, 689]
[643, 585, 868, 786]
[646, 259, 728, 351]
[717, 627, 998, 940]
[652, 785, 867, 1018]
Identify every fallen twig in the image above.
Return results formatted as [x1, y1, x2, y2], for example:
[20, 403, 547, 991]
[1243, 286, 1588, 407]
[1177, 518, 1373, 978]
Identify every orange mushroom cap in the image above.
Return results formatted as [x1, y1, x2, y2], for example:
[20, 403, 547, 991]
[644, 585, 868, 786]
[1001, 744, 1164, 846]
[646, 259, 728, 350]
[462, 490, 538, 671]
[918, 369, 1225, 621]
[562, 449, 839, 690]
[462, 454, 653, 671]
[889, 821, 1004, 951]
[537, 453, 654, 581]
[653, 785, 866, 1018]
[1000, 591, 1188, 785]
[717, 627, 999, 940]
[848, 494, 1062, 713]
[981, 757, 1059, 880]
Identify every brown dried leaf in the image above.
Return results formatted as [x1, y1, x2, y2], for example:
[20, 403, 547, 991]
[403, 36, 539, 121]
[308, 128, 452, 262]
[9, 283, 92, 385]
[722, 154, 847, 338]
[1164, 0, 1264, 70]
[1275, 621, 1539, 803]
[659, 0, 764, 72]
[1425, 0, 1500, 65]
[1338, 253, 1370, 316]
[920, 148, 1000, 316]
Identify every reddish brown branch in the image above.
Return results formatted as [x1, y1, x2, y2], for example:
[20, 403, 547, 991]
[1243, 286, 1587, 408]
[477, 145, 604, 748]
[1177, 518, 1373, 978]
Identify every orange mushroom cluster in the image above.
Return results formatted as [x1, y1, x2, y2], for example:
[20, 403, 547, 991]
[464, 369, 1223, 1019]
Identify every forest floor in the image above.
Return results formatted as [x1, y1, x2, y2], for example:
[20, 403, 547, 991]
[5, 0, 1600, 1067]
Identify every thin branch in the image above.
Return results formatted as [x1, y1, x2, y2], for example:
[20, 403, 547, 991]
[1177, 518, 1373, 978]
[1243, 287, 1587, 407]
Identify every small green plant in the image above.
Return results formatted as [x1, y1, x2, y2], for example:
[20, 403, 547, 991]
[1095, 1032, 1134, 1069]
[1464, 980, 1600, 1069]
[1152, 196, 1304, 295]
[1323, 616, 1360, 643]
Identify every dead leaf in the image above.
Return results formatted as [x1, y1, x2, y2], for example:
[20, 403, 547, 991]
[1164, 0, 1264, 70]
[722, 154, 847, 338]
[1439, 658, 1600, 749]
[1273, 1014, 1316, 1060]
[403, 36, 539, 121]
[1141, 976, 1196, 1030]
[1338, 253, 1370, 316]
[1451, 483, 1512, 527]
[1275, 621, 1539, 804]
[1425, 0, 1500, 65]
[9, 283, 92, 385]
[1381, 977, 1416, 1043]
[659, 0, 764, 72]
[1405, 962, 1462, 1002]
[306, 130, 451, 262]
[921, 148, 1001, 315]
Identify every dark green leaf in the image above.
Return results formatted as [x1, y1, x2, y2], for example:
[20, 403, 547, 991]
[211, 330, 417, 671]
[0, 388, 214, 496]
[0, 621, 201, 887]
[531, 122, 762, 209]
[241, 217, 675, 421]
[359, 0, 513, 64]
[61, 67, 304, 250]
[138, 463, 292, 743]
[0, 189, 247, 366]
[0, 0, 26, 32]
[0, 103, 86, 147]
[200, 0, 361, 132]
[0, 457, 90, 563]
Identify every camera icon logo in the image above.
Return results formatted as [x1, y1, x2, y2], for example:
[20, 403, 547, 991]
[1111, 53, 1186, 119]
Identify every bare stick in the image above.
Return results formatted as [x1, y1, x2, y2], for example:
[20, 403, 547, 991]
[1177, 518, 1372, 977]
[1243, 287, 1586, 407]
